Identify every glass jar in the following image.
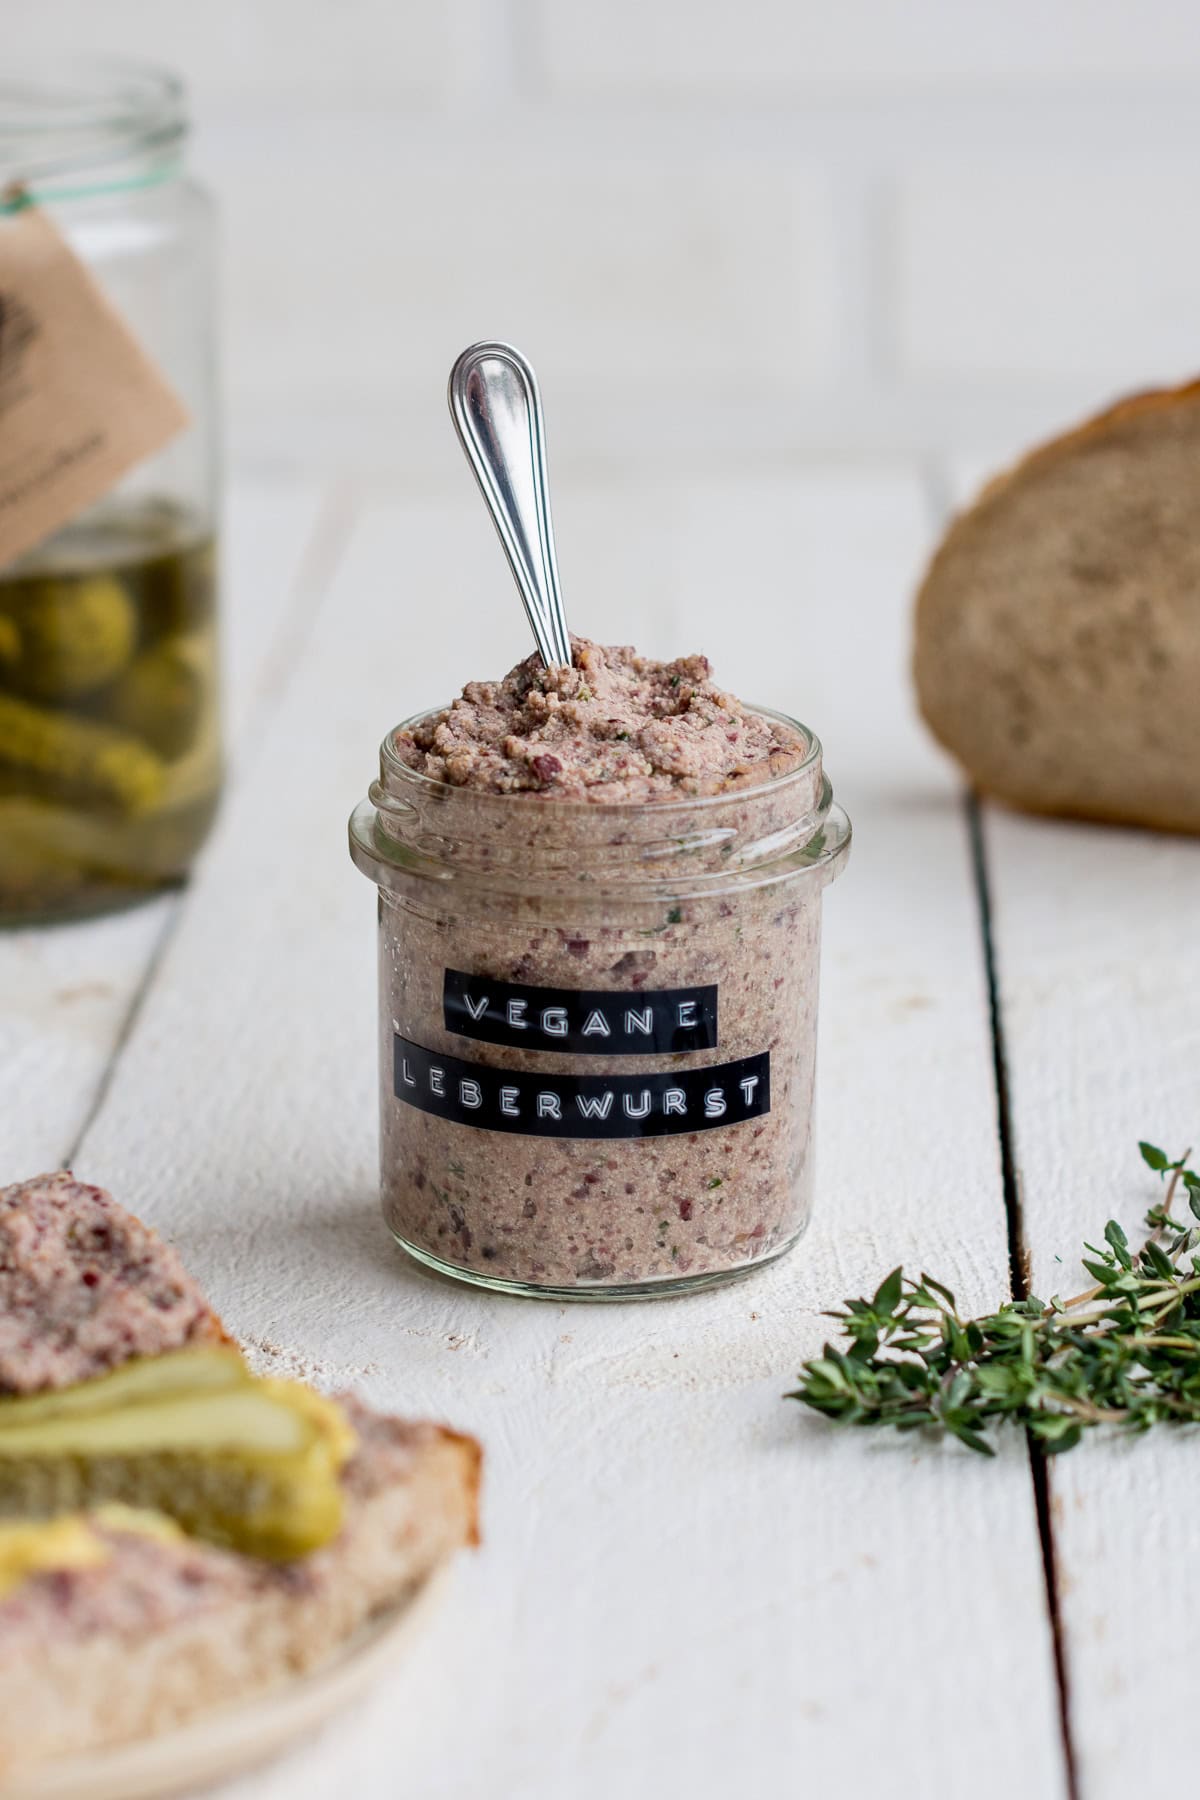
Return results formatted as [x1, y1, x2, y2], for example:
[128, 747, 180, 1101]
[0, 58, 220, 924]
[350, 707, 850, 1301]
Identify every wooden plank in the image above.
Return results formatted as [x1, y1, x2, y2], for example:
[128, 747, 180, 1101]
[938, 452, 1199, 1796]
[0, 475, 332, 1176]
[978, 805, 1200, 1797]
[75, 467, 1066, 1798]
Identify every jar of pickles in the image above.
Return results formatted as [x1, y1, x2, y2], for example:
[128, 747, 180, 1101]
[0, 59, 220, 923]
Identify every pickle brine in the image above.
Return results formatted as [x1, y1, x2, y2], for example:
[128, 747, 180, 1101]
[0, 499, 221, 923]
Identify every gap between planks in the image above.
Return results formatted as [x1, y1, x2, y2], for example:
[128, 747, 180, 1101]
[924, 460, 1078, 1800]
[61, 900, 180, 1170]
[967, 794, 1080, 1800]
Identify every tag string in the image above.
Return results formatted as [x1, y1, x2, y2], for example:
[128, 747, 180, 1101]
[0, 162, 183, 216]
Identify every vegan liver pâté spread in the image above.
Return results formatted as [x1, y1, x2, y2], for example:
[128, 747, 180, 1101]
[349, 639, 850, 1298]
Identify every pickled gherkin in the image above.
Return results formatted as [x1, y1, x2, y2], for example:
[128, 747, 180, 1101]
[0, 498, 221, 923]
[0, 802, 88, 911]
[0, 1347, 357, 1561]
[138, 531, 216, 642]
[0, 694, 165, 814]
[94, 643, 204, 761]
[0, 575, 137, 700]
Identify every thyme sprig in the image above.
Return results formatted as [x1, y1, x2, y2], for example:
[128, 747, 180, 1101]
[790, 1142, 1200, 1455]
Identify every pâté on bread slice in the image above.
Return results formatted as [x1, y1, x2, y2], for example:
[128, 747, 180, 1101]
[0, 1171, 230, 1395]
[0, 1172, 481, 1771]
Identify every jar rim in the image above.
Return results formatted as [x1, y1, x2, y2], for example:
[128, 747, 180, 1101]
[378, 698, 824, 817]
[0, 57, 186, 203]
[351, 698, 850, 906]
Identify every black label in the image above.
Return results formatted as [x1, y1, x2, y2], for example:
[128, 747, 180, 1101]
[443, 968, 719, 1055]
[393, 1035, 768, 1140]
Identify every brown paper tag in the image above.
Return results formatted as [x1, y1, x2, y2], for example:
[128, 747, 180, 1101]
[0, 203, 190, 568]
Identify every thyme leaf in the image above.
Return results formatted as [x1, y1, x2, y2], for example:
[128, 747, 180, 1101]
[789, 1141, 1200, 1455]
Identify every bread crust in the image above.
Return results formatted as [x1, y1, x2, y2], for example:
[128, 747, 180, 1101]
[958, 378, 1200, 515]
[914, 377, 1200, 834]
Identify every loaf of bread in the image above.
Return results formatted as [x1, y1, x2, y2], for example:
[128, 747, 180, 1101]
[914, 381, 1200, 833]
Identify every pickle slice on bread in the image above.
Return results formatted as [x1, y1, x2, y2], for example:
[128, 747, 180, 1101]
[0, 1347, 356, 1560]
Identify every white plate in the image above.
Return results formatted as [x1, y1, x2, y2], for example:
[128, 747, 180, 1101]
[0, 1569, 447, 1800]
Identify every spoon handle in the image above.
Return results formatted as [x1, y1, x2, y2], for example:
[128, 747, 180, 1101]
[448, 341, 572, 670]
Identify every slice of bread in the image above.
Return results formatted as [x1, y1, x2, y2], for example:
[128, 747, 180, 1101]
[0, 1403, 481, 1769]
[0, 1176, 482, 1770]
[914, 381, 1200, 833]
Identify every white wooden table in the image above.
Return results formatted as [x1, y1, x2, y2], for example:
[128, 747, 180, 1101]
[3, 457, 1197, 1800]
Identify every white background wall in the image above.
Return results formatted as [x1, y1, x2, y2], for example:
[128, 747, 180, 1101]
[12, 0, 1200, 476]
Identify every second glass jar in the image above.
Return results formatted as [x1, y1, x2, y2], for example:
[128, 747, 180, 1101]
[0, 58, 220, 923]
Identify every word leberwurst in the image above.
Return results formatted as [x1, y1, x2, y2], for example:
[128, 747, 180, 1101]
[394, 1036, 769, 1140]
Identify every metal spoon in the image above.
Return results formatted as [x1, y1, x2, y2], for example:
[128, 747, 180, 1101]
[448, 341, 572, 670]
